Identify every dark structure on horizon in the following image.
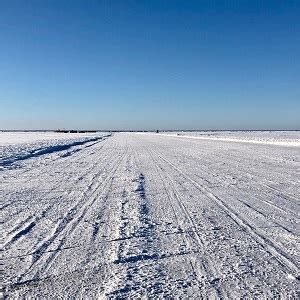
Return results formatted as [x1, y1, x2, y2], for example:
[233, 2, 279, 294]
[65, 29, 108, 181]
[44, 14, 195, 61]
[55, 130, 97, 133]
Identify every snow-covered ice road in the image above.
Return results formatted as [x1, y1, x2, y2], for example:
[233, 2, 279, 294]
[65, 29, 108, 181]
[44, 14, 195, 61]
[1, 133, 299, 298]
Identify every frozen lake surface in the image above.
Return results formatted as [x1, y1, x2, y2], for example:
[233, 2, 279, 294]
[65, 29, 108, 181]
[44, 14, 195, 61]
[1, 131, 299, 298]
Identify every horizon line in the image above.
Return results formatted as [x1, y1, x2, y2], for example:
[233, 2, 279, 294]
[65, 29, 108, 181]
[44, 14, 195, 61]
[1, 129, 300, 132]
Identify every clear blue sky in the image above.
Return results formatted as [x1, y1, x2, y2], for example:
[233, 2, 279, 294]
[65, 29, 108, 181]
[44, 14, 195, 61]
[1, 0, 299, 130]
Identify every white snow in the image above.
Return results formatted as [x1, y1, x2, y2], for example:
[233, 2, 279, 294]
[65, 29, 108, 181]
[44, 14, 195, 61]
[1, 131, 299, 298]
[0, 131, 105, 146]
[149, 131, 300, 147]
[0, 131, 109, 170]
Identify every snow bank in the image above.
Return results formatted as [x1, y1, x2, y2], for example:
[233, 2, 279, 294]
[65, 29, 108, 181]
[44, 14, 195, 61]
[146, 131, 300, 147]
[0, 131, 109, 169]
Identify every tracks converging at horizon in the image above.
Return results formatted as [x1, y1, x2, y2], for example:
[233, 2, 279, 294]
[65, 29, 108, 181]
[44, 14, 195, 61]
[1, 132, 299, 298]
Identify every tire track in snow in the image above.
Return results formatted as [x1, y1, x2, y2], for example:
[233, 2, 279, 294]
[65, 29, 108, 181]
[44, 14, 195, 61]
[158, 136, 299, 210]
[192, 173, 299, 235]
[75, 143, 131, 298]
[2, 133, 299, 298]
[8, 142, 128, 287]
[144, 146, 225, 297]
[151, 148, 299, 277]
[0, 136, 111, 216]
[2, 137, 115, 245]
[192, 168, 299, 219]
[106, 147, 159, 297]
[157, 143, 299, 241]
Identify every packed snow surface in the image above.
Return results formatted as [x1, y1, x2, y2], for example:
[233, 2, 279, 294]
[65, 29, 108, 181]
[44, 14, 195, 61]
[1, 132, 299, 298]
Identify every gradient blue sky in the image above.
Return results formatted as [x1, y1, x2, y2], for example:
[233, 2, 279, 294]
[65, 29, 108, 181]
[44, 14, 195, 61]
[1, 0, 299, 130]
